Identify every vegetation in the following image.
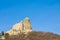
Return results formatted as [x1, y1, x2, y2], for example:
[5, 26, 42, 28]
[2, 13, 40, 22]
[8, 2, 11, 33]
[4, 31, 60, 40]
[2, 31, 4, 36]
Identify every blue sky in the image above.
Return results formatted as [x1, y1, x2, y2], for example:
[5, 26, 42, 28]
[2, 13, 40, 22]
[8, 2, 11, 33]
[0, 0, 60, 34]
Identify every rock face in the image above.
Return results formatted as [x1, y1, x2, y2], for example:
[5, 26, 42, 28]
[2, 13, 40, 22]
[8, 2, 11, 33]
[6, 17, 32, 35]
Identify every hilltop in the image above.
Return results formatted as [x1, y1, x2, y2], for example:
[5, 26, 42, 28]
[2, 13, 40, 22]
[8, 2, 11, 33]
[0, 17, 60, 40]
[5, 31, 60, 40]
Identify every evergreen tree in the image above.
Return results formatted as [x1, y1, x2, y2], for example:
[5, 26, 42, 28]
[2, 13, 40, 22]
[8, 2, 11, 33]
[2, 31, 4, 35]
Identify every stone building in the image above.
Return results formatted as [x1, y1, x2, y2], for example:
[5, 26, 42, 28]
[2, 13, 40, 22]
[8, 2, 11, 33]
[6, 17, 32, 35]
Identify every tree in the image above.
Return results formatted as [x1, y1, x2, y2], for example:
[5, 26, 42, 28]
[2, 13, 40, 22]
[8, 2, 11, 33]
[2, 31, 4, 36]
[5, 33, 9, 40]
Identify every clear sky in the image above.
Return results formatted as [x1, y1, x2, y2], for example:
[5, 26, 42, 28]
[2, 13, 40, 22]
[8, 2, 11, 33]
[0, 0, 60, 34]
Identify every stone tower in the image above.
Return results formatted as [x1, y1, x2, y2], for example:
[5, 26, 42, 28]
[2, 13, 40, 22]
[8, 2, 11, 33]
[24, 17, 32, 29]
[23, 17, 32, 32]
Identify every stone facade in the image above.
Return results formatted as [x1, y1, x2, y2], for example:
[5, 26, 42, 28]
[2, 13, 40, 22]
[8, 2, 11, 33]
[6, 17, 32, 35]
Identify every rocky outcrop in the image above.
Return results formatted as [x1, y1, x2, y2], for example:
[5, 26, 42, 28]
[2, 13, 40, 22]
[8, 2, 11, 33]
[6, 17, 32, 35]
